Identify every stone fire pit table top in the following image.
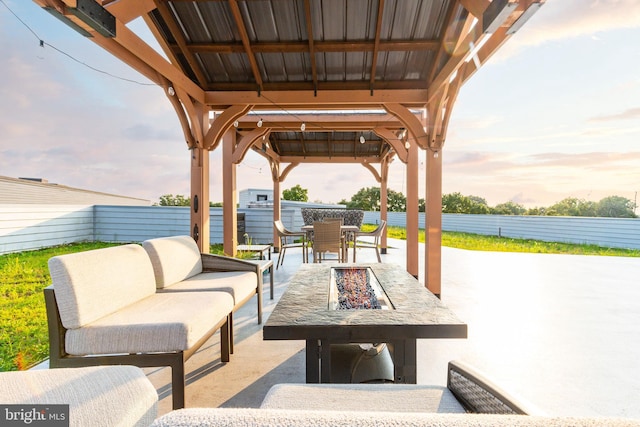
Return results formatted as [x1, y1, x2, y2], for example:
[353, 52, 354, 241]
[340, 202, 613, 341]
[263, 263, 467, 343]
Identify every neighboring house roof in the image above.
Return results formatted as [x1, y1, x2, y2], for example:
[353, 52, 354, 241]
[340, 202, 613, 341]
[0, 176, 150, 206]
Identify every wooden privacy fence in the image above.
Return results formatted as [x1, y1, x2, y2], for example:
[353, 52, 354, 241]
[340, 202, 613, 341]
[1, 205, 639, 255]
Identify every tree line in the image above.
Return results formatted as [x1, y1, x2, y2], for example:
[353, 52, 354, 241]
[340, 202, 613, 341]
[156, 186, 637, 218]
[339, 187, 637, 218]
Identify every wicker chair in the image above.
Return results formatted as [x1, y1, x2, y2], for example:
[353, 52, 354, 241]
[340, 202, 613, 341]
[274, 220, 307, 268]
[312, 221, 344, 263]
[353, 220, 386, 262]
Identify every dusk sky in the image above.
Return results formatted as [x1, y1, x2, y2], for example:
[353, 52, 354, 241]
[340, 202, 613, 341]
[1, 1, 639, 208]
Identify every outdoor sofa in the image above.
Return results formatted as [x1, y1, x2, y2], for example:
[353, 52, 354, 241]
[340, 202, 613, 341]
[155, 360, 639, 426]
[3, 362, 638, 426]
[44, 236, 261, 410]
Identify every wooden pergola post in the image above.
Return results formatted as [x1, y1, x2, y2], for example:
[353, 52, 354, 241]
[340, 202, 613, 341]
[406, 140, 420, 278]
[425, 147, 443, 297]
[222, 130, 238, 256]
[190, 146, 210, 252]
[380, 158, 390, 254]
[271, 161, 281, 252]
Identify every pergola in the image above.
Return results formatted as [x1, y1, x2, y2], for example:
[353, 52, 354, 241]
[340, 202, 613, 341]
[34, 0, 544, 297]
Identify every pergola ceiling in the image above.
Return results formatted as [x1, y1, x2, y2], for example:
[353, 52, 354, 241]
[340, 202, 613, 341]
[147, 0, 459, 93]
[34, 0, 544, 162]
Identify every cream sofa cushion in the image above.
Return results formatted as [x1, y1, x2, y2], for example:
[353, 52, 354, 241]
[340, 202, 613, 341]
[143, 236, 203, 288]
[159, 271, 257, 304]
[65, 292, 233, 355]
[151, 408, 640, 427]
[0, 366, 157, 427]
[48, 244, 156, 329]
[261, 383, 466, 413]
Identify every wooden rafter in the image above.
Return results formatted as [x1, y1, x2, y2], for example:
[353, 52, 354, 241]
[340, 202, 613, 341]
[427, 1, 464, 85]
[369, 0, 385, 91]
[303, 0, 318, 91]
[458, 0, 490, 19]
[205, 89, 430, 109]
[154, 1, 209, 87]
[183, 39, 440, 54]
[228, 0, 263, 93]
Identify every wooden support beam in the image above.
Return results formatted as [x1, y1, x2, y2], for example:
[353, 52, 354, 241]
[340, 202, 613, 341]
[204, 104, 254, 151]
[424, 147, 443, 297]
[190, 146, 210, 252]
[222, 131, 238, 256]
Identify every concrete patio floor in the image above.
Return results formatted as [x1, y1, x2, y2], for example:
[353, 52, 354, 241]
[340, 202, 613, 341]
[149, 238, 640, 419]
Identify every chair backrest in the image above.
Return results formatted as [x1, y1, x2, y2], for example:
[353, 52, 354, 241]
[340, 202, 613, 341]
[323, 217, 344, 225]
[373, 220, 387, 236]
[312, 221, 342, 253]
[48, 244, 157, 329]
[142, 235, 203, 289]
[274, 220, 286, 236]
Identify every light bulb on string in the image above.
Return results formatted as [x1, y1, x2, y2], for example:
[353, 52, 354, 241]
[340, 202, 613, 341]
[300, 122, 306, 131]
[359, 134, 365, 144]
[405, 140, 410, 150]
[257, 118, 263, 127]
[233, 120, 239, 127]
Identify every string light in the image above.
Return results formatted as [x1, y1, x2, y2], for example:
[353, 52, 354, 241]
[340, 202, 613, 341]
[167, 86, 175, 96]
[300, 122, 306, 131]
[359, 134, 365, 144]
[233, 120, 239, 127]
[257, 118, 263, 127]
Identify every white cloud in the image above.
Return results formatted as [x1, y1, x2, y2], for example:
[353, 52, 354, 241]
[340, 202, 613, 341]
[494, 0, 640, 59]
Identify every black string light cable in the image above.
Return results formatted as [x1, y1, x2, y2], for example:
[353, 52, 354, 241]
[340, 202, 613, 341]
[0, 0, 155, 87]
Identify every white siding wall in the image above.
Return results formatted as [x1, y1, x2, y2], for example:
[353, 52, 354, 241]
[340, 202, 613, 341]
[0, 205, 93, 255]
[1, 206, 639, 255]
[362, 212, 640, 250]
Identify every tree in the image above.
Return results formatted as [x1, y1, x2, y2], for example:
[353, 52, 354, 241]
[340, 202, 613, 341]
[546, 197, 597, 217]
[491, 201, 526, 215]
[387, 189, 407, 212]
[157, 194, 190, 206]
[282, 184, 308, 202]
[441, 193, 489, 214]
[596, 196, 637, 218]
[346, 187, 381, 211]
[441, 192, 468, 213]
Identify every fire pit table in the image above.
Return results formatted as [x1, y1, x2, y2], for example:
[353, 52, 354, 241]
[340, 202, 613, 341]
[263, 263, 467, 383]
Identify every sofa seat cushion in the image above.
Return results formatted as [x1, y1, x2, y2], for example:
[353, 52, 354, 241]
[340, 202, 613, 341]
[261, 383, 466, 413]
[151, 408, 640, 427]
[143, 236, 203, 288]
[49, 244, 157, 329]
[65, 292, 233, 355]
[160, 271, 257, 305]
[0, 366, 157, 427]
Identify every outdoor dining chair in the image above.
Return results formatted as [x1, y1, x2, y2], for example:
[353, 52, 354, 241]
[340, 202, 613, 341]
[312, 221, 345, 263]
[353, 220, 386, 262]
[274, 220, 307, 268]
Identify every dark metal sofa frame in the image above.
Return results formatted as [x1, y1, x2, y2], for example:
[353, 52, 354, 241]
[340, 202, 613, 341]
[44, 286, 230, 411]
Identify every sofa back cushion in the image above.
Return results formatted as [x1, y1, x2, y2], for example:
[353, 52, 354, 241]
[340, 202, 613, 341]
[142, 236, 203, 288]
[48, 244, 157, 329]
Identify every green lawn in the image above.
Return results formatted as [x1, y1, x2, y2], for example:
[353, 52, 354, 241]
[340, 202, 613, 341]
[1, 232, 638, 371]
